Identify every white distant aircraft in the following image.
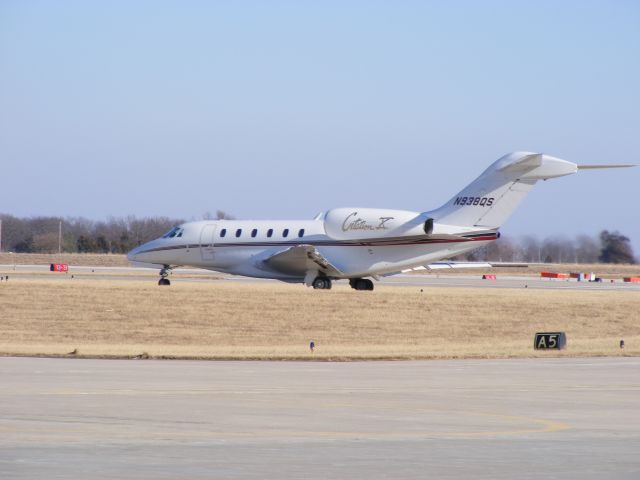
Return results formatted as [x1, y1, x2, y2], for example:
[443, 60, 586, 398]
[128, 152, 634, 290]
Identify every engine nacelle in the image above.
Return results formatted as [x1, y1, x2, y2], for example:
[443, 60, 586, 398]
[323, 208, 421, 240]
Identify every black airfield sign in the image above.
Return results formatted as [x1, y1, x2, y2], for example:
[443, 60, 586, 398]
[534, 332, 567, 350]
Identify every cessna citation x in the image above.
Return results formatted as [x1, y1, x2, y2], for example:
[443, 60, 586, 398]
[128, 152, 634, 290]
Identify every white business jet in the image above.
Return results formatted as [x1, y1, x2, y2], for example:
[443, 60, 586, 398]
[128, 152, 633, 290]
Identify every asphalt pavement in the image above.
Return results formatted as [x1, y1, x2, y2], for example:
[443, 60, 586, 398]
[1, 357, 638, 479]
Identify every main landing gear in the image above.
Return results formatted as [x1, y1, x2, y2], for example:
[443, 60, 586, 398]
[311, 277, 374, 291]
[312, 276, 332, 290]
[158, 265, 172, 286]
[350, 278, 374, 291]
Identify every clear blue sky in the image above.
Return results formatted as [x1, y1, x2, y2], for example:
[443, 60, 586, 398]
[1, 1, 639, 250]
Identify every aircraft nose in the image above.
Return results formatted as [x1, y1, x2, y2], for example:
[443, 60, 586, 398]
[127, 242, 153, 262]
[127, 239, 165, 265]
[127, 245, 142, 262]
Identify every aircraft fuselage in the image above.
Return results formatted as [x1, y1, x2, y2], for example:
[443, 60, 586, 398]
[128, 216, 496, 282]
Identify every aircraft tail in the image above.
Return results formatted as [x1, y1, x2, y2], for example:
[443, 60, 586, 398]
[427, 152, 578, 230]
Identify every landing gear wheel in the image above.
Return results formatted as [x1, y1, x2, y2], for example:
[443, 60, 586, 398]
[349, 278, 374, 291]
[158, 265, 172, 286]
[312, 277, 332, 290]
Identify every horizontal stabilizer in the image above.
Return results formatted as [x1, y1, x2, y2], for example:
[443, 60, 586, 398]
[497, 153, 543, 172]
[400, 261, 531, 272]
[577, 164, 637, 169]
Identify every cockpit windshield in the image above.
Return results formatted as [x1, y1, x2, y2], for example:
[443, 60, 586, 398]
[162, 226, 184, 238]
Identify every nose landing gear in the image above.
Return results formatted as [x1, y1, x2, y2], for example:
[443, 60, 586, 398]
[158, 265, 172, 286]
[349, 278, 374, 291]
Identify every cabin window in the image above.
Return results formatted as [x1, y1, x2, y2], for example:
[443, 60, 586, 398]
[220, 228, 226, 238]
[283, 228, 289, 238]
[251, 228, 257, 238]
[298, 228, 305, 238]
[267, 229, 273, 238]
[236, 228, 242, 238]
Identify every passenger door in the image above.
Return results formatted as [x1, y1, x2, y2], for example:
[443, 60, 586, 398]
[200, 224, 216, 261]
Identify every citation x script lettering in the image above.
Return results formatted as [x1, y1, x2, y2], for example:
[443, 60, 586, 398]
[341, 212, 394, 232]
[128, 152, 636, 291]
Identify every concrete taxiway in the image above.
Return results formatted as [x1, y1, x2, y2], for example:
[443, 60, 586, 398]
[1, 357, 639, 479]
[2, 264, 640, 291]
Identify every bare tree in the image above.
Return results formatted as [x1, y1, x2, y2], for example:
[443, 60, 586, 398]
[520, 235, 541, 263]
[216, 210, 235, 220]
[0, 214, 32, 252]
[575, 234, 600, 263]
[32, 233, 59, 253]
[467, 237, 517, 262]
[541, 236, 572, 263]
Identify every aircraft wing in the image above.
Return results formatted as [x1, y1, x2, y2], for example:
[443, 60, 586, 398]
[263, 245, 343, 277]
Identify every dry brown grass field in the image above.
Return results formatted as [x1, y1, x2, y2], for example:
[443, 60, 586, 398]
[0, 277, 638, 360]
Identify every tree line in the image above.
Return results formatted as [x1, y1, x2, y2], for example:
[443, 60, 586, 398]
[0, 211, 231, 255]
[0, 213, 635, 263]
[457, 230, 636, 264]
[0, 214, 181, 254]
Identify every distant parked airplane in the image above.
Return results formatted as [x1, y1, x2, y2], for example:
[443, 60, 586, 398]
[128, 152, 634, 290]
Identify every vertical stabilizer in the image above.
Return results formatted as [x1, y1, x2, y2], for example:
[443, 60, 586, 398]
[426, 152, 577, 229]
